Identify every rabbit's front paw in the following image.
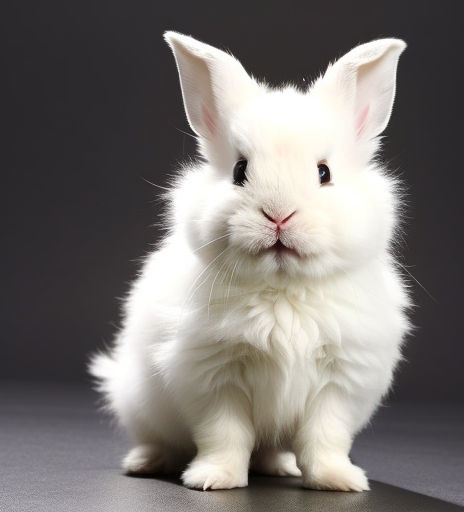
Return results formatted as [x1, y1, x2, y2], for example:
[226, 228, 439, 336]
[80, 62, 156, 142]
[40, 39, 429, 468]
[303, 459, 369, 492]
[182, 458, 248, 490]
[123, 444, 178, 475]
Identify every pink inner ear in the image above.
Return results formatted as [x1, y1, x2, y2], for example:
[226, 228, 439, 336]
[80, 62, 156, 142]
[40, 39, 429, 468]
[202, 104, 216, 136]
[356, 104, 370, 137]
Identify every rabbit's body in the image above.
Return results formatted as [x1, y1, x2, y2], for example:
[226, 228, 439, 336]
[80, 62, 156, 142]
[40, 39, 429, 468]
[91, 33, 410, 491]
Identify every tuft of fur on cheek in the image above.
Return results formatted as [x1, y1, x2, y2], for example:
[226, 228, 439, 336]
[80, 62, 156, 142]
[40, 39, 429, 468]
[328, 176, 395, 268]
[228, 208, 275, 255]
[283, 216, 333, 258]
[176, 175, 243, 261]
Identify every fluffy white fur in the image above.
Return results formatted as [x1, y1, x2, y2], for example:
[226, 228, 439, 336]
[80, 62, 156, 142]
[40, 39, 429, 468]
[90, 32, 410, 492]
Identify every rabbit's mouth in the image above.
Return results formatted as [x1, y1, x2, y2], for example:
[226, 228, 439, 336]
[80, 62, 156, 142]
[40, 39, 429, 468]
[267, 239, 300, 258]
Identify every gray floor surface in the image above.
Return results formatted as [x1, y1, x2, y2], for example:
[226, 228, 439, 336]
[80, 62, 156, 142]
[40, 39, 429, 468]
[1, 382, 463, 511]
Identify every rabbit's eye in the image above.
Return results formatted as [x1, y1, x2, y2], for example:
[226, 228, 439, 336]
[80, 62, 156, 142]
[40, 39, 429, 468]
[233, 159, 248, 186]
[318, 163, 331, 185]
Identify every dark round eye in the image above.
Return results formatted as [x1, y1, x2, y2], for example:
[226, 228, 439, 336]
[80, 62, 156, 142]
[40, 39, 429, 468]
[233, 159, 248, 186]
[318, 163, 331, 185]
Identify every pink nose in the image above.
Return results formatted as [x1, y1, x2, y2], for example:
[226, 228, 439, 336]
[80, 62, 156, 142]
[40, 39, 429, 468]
[261, 209, 296, 226]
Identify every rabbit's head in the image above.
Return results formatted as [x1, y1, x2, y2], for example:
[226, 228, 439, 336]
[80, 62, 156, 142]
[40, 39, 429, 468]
[165, 32, 405, 282]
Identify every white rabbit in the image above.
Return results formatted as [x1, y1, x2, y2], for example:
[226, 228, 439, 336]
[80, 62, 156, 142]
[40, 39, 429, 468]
[90, 32, 410, 492]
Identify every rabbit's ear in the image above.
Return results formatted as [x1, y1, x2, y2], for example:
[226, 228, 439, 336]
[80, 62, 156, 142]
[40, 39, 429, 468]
[164, 32, 258, 139]
[322, 39, 406, 140]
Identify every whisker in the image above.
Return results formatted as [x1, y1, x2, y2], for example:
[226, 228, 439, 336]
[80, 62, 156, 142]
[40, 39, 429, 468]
[174, 127, 197, 140]
[192, 234, 229, 253]
[207, 256, 230, 319]
[182, 246, 231, 309]
[141, 176, 171, 192]
[225, 257, 239, 307]
[397, 262, 438, 303]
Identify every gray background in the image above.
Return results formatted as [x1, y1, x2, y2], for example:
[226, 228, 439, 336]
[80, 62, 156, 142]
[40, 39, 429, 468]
[3, 0, 463, 401]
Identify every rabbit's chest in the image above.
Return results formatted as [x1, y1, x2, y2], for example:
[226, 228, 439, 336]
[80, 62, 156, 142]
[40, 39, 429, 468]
[235, 290, 339, 362]
[231, 291, 340, 436]
[223, 293, 340, 426]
